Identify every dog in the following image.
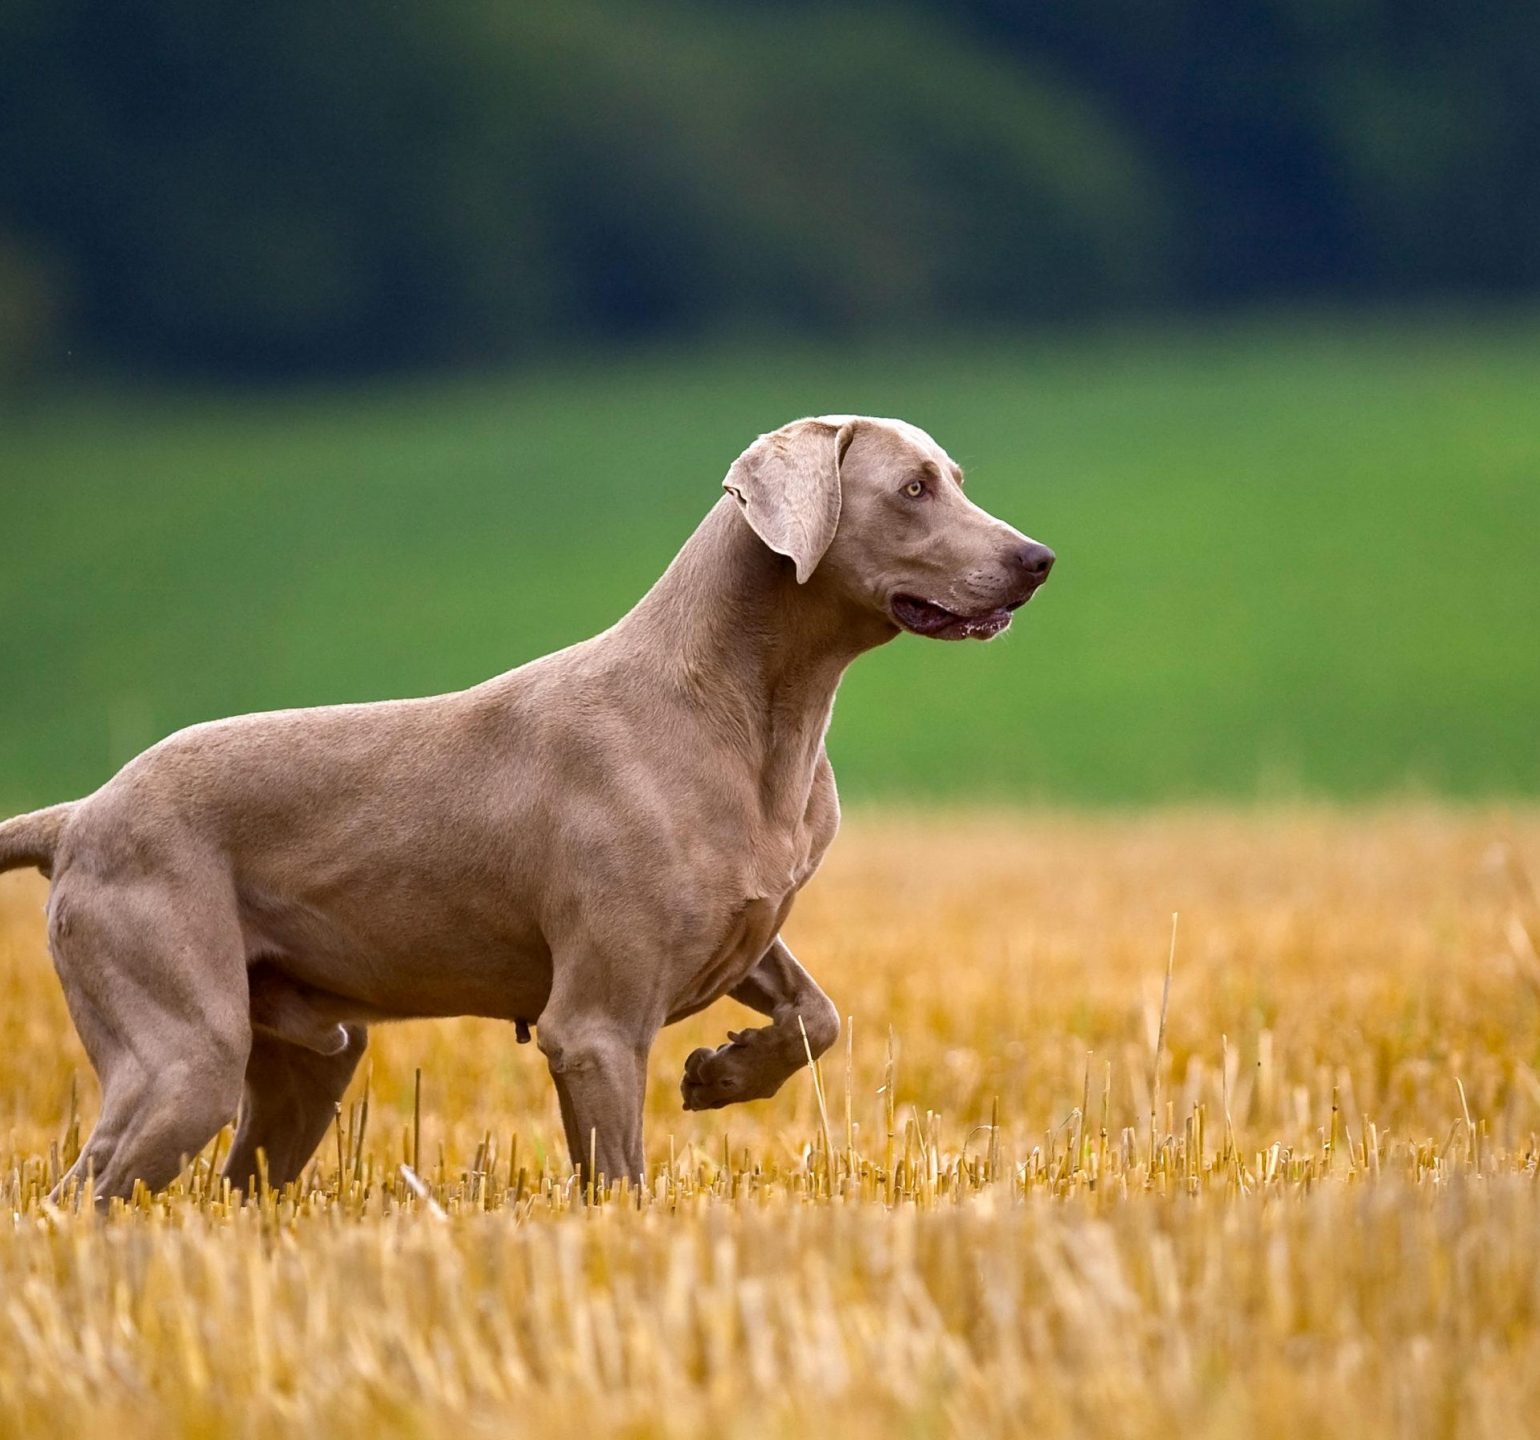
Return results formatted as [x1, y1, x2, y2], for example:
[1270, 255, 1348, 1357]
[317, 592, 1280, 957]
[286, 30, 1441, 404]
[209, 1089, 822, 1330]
[0, 415, 1053, 1198]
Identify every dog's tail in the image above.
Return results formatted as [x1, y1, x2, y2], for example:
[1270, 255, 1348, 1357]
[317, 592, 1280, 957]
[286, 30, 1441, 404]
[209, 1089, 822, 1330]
[0, 803, 75, 877]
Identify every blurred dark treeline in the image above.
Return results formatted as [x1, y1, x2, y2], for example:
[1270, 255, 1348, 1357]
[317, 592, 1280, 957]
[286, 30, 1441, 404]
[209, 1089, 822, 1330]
[1, 0, 1536, 380]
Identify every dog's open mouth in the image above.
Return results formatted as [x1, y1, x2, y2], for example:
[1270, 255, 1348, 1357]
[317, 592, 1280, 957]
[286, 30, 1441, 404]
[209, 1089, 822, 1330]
[890, 593, 1025, 641]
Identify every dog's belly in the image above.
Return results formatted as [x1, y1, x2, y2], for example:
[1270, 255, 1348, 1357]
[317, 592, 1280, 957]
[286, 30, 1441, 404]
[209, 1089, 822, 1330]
[239, 890, 553, 1024]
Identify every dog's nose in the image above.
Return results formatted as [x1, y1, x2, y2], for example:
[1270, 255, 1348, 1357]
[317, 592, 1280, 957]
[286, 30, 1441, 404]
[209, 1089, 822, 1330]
[1012, 542, 1055, 581]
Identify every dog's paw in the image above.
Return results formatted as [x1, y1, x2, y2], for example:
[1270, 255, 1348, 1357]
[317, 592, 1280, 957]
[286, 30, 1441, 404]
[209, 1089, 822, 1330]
[680, 1029, 790, 1110]
[680, 1044, 744, 1111]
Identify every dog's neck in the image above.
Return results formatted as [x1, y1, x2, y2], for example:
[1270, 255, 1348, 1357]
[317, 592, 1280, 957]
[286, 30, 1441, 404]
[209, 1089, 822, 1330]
[618, 496, 893, 813]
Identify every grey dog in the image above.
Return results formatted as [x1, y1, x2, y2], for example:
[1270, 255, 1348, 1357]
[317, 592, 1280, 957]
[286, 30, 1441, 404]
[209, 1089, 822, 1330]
[0, 415, 1053, 1198]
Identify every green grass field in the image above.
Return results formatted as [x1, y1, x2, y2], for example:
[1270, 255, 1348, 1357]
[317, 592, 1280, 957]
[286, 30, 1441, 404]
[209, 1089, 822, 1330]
[2, 310, 1537, 807]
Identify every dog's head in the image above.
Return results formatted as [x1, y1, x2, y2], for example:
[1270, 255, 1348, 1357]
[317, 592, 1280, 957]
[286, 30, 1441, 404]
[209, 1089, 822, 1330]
[724, 415, 1053, 640]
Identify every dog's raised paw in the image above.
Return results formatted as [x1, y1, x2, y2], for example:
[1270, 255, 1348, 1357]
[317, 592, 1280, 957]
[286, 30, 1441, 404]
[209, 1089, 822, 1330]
[680, 1045, 744, 1110]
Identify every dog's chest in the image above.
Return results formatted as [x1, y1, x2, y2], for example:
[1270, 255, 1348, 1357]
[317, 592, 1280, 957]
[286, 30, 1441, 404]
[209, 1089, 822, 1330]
[672, 893, 788, 1018]
[751, 758, 840, 894]
[661, 752, 838, 1015]
[672, 813, 832, 1015]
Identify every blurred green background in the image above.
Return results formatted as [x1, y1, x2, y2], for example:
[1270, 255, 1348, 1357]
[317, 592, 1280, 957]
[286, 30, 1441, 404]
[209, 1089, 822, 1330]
[1, 1, 1537, 806]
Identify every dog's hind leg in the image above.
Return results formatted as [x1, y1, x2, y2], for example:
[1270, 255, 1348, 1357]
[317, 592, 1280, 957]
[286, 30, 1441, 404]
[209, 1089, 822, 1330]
[48, 868, 252, 1204]
[680, 938, 839, 1111]
[224, 1026, 368, 1192]
[248, 962, 357, 1057]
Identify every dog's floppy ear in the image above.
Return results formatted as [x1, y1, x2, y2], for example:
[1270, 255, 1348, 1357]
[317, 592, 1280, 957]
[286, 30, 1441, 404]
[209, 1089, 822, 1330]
[723, 418, 857, 583]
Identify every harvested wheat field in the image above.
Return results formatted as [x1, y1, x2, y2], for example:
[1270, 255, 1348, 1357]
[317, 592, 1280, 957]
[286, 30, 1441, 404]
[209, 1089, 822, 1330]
[3, 807, 1540, 1438]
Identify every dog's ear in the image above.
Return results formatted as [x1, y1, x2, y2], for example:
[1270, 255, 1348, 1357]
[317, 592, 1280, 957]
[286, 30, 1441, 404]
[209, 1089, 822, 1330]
[723, 418, 857, 583]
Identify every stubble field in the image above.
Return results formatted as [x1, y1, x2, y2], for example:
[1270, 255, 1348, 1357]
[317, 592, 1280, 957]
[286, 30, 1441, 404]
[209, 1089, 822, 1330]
[2, 807, 1539, 1437]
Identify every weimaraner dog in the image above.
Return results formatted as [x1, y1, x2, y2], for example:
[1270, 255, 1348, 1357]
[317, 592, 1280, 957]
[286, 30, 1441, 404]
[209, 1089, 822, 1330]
[0, 415, 1053, 1198]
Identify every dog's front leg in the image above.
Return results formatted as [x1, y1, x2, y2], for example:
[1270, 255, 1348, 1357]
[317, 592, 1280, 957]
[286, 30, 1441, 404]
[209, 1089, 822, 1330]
[680, 937, 839, 1111]
[537, 1004, 653, 1193]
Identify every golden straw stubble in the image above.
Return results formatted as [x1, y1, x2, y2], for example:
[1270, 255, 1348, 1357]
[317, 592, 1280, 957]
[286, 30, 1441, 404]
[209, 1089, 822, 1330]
[1, 805, 1538, 1438]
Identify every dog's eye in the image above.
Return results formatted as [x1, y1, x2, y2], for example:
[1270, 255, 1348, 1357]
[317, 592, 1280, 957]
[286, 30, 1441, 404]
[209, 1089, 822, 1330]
[903, 479, 926, 499]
